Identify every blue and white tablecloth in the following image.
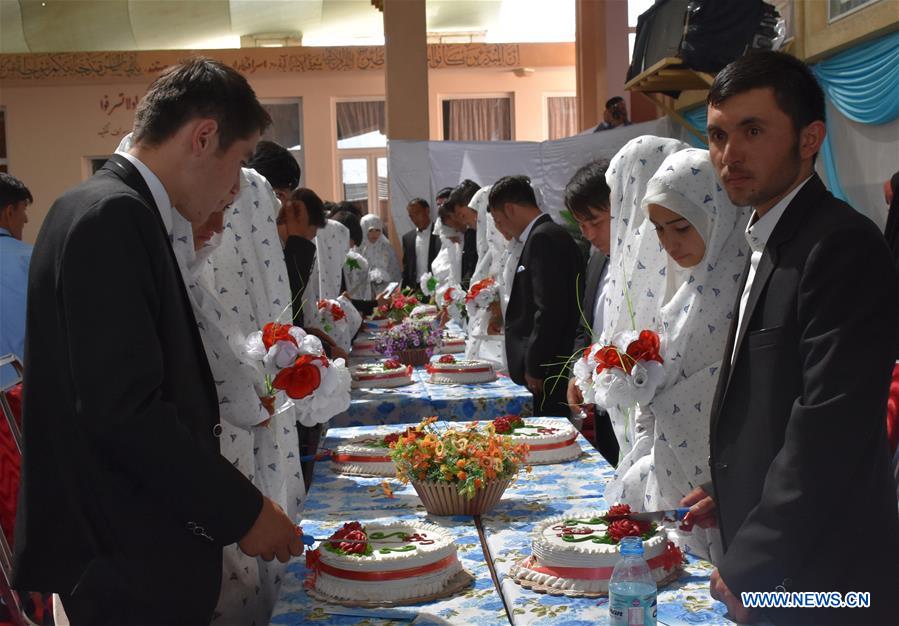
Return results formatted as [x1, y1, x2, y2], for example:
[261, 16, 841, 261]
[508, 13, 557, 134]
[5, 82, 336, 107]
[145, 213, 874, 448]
[330, 368, 533, 428]
[272, 420, 735, 625]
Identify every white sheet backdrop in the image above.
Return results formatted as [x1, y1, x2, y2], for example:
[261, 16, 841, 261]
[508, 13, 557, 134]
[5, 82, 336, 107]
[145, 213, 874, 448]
[388, 118, 672, 233]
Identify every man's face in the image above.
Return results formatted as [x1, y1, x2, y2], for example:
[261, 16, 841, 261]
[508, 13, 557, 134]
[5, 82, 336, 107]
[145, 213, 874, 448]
[2, 201, 29, 240]
[193, 181, 239, 250]
[707, 88, 802, 214]
[441, 207, 465, 232]
[490, 204, 518, 240]
[573, 205, 611, 256]
[407, 202, 431, 231]
[182, 129, 259, 225]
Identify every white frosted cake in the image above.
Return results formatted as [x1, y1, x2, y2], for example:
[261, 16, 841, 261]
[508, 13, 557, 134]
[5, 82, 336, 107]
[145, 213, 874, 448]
[350, 360, 414, 388]
[510, 506, 684, 595]
[437, 333, 466, 354]
[331, 432, 404, 476]
[426, 355, 497, 384]
[351, 334, 381, 357]
[362, 317, 391, 333]
[410, 304, 439, 320]
[493, 416, 581, 465]
[306, 521, 465, 603]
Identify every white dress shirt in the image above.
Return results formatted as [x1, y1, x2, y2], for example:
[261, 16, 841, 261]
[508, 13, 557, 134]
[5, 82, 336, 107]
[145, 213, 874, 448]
[592, 260, 610, 343]
[116, 151, 175, 236]
[731, 177, 811, 363]
[415, 224, 431, 282]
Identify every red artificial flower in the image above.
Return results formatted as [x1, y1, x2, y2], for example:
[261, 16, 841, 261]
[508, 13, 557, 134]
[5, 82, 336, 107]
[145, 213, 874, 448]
[594, 345, 626, 374]
[376, 304, 389, 316]
[661, 542, 684, 570]
[384, 359, 402, 370]
[608, 519, 644, 542]
[328, 521, 368, 554]
[607, 503, 632, 518]
[626, 330, 663, 364]
[383, 432, 401, 446]
[408, 296, 419, 305]
[272, 355, 324, 399]
[443, 288, 455, 303]
[493, 416, 512, 434]
[438, 354, 456, 364]
[262, 322, 297, 350]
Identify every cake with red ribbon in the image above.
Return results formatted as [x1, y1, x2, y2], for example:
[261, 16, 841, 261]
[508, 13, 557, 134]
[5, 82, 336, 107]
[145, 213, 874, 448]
[437, 331, 466, 354]
[350, 360, 414, 388]
[330, 429, 410, 476]
[426, 354, 497, 384]
[510, 505, 684, 596]
[305, 521, 465, 604]
[351, 334, 381, 357]
[493, 416, 581, 465]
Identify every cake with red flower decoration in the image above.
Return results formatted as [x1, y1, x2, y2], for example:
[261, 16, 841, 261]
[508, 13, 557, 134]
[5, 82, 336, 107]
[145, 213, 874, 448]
[426, 354, 497, 384]
[350, 360, 414, 388]
[351, 334, 381, 357]
[492, 416, 581, 465]
[331, 429, 413, 476]
[510, 505, 684, 596]
[305, 521, 468, 604]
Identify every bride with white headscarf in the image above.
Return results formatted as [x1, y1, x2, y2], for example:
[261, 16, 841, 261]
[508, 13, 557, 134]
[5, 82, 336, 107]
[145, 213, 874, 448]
[603, 148, 749, 561]
[359, 214, 401, 294]
[601, 136, 689, 460]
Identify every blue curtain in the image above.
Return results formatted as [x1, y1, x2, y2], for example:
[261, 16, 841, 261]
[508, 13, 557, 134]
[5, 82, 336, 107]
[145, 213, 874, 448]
[812, 30, 899, 201]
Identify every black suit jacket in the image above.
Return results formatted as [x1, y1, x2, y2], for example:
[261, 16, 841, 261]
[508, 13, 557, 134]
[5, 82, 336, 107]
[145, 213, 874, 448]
[574, 251, 608, 352]
[14, 155, 262, 620]
[505, 214, 585, 388]
[401, 225, 440, 289]
[709, 175, 899, 625]
[461, 228, 478, 289]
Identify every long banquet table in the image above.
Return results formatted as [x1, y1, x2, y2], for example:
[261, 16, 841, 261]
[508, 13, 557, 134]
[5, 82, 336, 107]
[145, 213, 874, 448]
[330, 367, 533, 428]
[270, 420, 736, 625]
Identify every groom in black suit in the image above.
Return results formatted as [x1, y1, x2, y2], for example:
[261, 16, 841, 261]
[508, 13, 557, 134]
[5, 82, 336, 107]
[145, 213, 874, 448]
[489, 176, 584, 417]
[682, 51, 899, 625]
[15, 59, 303, 624]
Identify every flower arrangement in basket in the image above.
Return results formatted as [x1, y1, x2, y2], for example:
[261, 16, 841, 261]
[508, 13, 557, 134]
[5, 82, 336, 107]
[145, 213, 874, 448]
[244, 321, 351, 427]
[374, 318, 443, 365]
[572, 329, 666, 410]
[387, 416, 530, 515]
[373, 292, 421, 324]
[434, 283, 466, 323]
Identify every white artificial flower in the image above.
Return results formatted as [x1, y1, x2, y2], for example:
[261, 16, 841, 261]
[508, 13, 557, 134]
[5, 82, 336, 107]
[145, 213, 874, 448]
[629, 360, 665, 406]
[594, 367, 637, 411]
[264, 340, 300, 370]
[244, 331, 267, 361]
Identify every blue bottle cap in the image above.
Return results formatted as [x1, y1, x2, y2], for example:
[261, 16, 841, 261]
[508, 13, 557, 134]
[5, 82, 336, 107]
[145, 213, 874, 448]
[618, 536, 644, 556]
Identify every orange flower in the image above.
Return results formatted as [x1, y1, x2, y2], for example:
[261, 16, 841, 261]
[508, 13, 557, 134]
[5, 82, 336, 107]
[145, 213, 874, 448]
[455, 459, 466, 469]
[456, 471, 467, 481]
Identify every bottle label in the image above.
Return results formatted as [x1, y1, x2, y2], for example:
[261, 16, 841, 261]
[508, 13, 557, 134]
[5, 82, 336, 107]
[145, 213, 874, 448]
[609, 592, 657, 626]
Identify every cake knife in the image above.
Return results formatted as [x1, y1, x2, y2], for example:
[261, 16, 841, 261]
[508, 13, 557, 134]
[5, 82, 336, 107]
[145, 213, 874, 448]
[297, 532, 409, 546]
[604, 507, 690, 525]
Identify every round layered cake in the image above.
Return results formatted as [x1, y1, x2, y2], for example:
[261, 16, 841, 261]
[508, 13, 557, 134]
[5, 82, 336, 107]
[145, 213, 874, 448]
[351, 334, 382, 358]
[306, 521, 466, 604]
[410, 304, 439, 320]
[427, 355, 497, 384]
[331, 431, 404, 476]
[510, 508, 683, 596]
[350, 360, 414, 388]
[437, 333, 466, 354]
[493, 416, 582, 465]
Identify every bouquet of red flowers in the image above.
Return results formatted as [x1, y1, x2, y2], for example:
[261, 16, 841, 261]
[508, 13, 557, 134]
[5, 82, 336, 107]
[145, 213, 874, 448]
[373, 292, 421, 324]
[244, 321, 351, 426]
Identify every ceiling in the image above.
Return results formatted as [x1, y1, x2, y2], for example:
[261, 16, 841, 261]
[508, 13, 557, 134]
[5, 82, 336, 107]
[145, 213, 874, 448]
[0, 0, 575, 53]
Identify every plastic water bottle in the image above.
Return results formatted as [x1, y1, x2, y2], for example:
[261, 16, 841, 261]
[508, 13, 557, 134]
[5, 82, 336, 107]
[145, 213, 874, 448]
[609, 536, 658, 626]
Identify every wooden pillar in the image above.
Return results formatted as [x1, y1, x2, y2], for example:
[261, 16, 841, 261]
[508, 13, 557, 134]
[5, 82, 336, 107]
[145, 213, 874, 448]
[381, 0, 429, 256]
[575, 0, 608, 132]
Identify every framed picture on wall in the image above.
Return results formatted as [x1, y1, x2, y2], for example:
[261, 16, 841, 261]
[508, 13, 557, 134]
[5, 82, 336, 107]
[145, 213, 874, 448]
[828, 0, 881, 23]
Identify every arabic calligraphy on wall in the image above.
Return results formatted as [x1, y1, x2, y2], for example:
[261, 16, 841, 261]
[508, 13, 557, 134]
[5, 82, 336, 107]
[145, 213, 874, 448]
[0, 44, 522, 82]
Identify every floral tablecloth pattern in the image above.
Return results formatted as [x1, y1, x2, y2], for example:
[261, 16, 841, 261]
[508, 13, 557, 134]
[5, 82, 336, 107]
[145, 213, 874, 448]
[330, 368, 532, 428]
[273, 421, 735, 625]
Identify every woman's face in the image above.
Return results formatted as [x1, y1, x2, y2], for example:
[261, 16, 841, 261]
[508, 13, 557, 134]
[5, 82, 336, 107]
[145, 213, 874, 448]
[647, 203, 706, 268]
[367, 228, 381, 243]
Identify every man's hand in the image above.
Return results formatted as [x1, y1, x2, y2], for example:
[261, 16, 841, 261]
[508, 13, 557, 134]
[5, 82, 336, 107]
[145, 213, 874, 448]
[524, 373, 544, 395]
[238, 496, 303, 563]
[711, 569, 753, 623]
[566, 377, 584, 410]
[680, 485, 718, 529]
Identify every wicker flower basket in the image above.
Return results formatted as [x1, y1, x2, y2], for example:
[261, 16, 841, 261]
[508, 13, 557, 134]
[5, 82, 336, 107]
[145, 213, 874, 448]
[396, 348, 430, 367]
[411, 478, 512, 516]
